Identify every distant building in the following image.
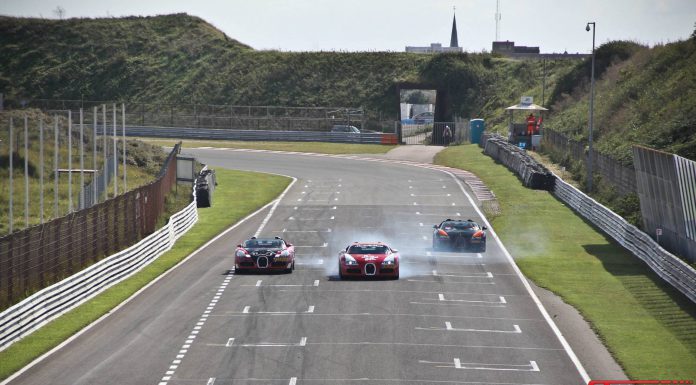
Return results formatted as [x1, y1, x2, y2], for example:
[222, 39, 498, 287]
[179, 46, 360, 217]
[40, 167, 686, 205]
[491, 40, 591, 59]
[492, 41, 540, 55]
[406, 12, 463, 54]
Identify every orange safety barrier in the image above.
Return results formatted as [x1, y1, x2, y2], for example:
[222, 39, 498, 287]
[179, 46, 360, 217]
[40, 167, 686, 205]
[381, 133, 398, 145]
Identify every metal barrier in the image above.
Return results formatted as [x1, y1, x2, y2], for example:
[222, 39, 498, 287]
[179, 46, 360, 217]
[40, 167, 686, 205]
[125, 126, 386, 144]
[0, 181, 199, 351]
[552, 176, 696, 303]
[479, 135, 696, 303]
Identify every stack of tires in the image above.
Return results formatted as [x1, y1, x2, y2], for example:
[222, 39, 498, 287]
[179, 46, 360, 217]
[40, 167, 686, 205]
[196, 169, 217, 208]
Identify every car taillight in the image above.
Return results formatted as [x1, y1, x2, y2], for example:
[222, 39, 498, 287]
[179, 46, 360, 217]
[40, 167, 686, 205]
[437, 229, 449, 237]
[473, 230, 484, 238]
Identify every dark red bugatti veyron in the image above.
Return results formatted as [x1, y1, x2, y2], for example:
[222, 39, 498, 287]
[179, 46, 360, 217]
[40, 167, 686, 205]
[235, 236, 295, 273]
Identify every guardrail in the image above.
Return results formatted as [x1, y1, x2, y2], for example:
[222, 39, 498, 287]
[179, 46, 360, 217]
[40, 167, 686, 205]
[480, 134, 696, 304]
[0, 182, 199, 351]
[553, 177, 696, 303]
[125, 125, 387, 144]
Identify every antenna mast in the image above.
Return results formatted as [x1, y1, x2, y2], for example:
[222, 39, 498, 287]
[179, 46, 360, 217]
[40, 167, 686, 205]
[495, 0, 501, 41]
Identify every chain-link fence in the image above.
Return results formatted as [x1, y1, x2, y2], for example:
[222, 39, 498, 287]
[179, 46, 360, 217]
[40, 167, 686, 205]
[0, 144, 180, 309]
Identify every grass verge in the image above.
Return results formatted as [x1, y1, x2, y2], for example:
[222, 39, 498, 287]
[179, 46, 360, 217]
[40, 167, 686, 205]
[0, 168, 290, 381]
[435, 144, 696, 380]
[136, 137, 397, 154]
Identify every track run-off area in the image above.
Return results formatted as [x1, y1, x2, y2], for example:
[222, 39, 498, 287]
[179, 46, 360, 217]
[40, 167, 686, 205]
[7, 148, 589, 385]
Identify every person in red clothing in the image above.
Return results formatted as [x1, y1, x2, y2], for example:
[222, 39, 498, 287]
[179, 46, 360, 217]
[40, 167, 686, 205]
[526, 113, 536, 136]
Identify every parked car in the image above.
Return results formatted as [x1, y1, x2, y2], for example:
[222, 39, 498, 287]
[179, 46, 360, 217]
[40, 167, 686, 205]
[331, 125, 361, 134]
[413, 111, 434, 124]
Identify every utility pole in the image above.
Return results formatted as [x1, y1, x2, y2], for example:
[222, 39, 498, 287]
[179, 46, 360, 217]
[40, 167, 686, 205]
[80, 108, 84, 210]
[24, 115, 29, 228]
[40, 118, 44, 223]
[9, 118, 14, 233]
[113, 103, 118, 197]
[495, 0, 502, 41]
[586, 22, 596, 193]
[54, 117, 59, 218]
[93, 106, 98, 204]
[122, 103, 126, 192]
[68, 110, 73, 212]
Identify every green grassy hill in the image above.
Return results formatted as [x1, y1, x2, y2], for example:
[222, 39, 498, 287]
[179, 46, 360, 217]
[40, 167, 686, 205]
[544, 39, 696, 163]
[0, 13, 577, 123]
[1, 13, 694, 162]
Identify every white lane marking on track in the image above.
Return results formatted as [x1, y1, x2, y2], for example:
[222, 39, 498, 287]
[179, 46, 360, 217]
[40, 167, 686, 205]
[238, 305, 316, 314]
[431, 322, 522, 333]
[442, 170, 588, 381]
[233, 337, 308, 348]
[289, 378, 297, 385]
[256, 280, 262, 287]
[226, 338, 235, 347]
[437, 293, 506, 304]
[419, 359, 540, 372]
[431, 272, 493, 278]
[207, 378, 215, 385]
[314, 280, 320, 286]
[254, 178, 298, 237]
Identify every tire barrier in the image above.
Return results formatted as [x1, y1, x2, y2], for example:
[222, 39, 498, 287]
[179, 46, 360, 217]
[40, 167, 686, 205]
[195, 169, 216, 208]
[482, 134, 555, 190]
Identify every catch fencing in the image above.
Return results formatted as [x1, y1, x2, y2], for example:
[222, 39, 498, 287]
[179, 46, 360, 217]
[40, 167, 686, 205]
[0, 178, 198, 351]
[480, 135, 696, 303]
[542, 128, 636, 196]
[633, 146, 696, 262]
[78, 156, 116, 210]
[0, 144, 181, 310]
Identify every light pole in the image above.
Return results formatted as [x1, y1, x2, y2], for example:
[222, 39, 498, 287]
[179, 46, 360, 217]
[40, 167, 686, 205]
[586, 21, 596, 193]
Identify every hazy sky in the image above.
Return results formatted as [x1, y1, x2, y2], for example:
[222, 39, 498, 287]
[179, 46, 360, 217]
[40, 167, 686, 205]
[2, 0, 695, 53]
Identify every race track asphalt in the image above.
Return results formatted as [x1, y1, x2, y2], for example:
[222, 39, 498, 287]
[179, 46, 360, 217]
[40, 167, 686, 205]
[7, 148, 588, 385]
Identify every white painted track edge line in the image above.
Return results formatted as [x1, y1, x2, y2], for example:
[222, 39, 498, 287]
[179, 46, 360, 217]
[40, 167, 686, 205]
[254, 177, 298, 237]
[0, 183, 287, 385]
[443, 169, 590, 384]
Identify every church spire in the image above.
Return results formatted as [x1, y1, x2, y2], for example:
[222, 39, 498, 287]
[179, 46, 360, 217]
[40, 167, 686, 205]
[450, 8, 459, 48]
